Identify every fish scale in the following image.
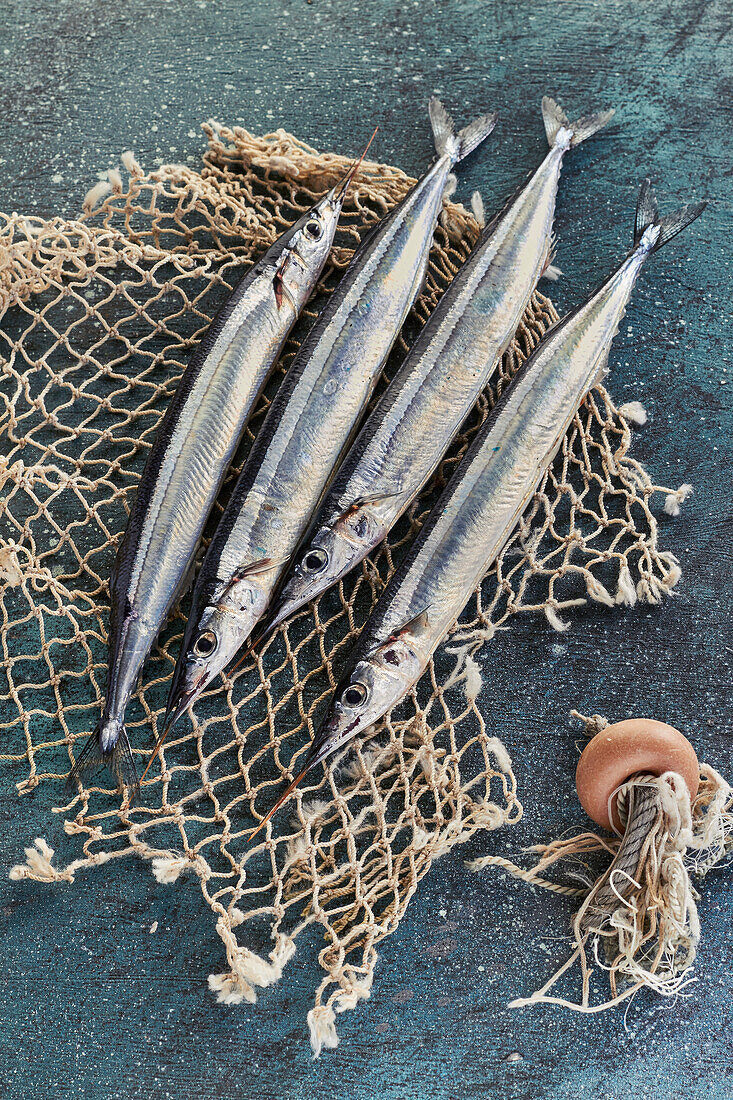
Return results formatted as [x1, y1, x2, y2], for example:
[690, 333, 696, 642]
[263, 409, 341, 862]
[249, 179, 705, 840]
[162, 98, 499, 742]
[260, 97, 615, 641]
[67, 164, 356, 793]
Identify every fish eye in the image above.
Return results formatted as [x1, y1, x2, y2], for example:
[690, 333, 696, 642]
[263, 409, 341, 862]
[342, 681, 368, 709]
[194, 630, 217, 658]
[302, 547, 328, 573]
[304, 219, 323, 240]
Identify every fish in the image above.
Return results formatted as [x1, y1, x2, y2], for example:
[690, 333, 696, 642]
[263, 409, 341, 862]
[257, 97, 615, 640]
[249, 180, 705, 837]
[159, 99, 499, 750]
[66, 151, 365, 796]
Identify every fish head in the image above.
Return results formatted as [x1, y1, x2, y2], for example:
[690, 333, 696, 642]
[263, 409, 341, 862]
[264, 494, 404, 638]
[272, 130, 378, 313]
[265, 507, 384, 634]
[312, 626, 429, 762]
[165, 577, 271, 729]
[275, 192, 343, 312]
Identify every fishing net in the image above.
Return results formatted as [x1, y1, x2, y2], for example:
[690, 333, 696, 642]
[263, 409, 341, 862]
[1, 121, 689, 1053]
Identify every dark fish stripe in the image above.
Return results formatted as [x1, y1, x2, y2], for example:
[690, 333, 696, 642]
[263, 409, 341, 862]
[110, 229, 294, 603]
[192, 183, 431, 598]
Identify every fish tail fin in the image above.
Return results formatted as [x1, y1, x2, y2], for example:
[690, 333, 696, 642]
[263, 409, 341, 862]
[634, 178, 706, 252]
[542, 96, 615, 148]
[66, 718, 140, 800]
[428, 97, 498, 164]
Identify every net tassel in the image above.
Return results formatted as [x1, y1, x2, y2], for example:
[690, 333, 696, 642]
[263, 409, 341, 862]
[470, 718, 733, 1011]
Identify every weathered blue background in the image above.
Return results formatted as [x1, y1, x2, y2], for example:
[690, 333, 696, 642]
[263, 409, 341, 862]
[1, 1, 731, 1097]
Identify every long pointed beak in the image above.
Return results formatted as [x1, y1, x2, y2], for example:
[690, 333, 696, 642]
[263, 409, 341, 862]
[246, 763, 312, 846]
[331, 126, 378, 204]
[139, 683, 203, 784]
[246, 736, 329, 846]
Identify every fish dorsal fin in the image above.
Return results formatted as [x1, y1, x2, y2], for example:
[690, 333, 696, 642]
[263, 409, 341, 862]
[369, 606, 430, 656]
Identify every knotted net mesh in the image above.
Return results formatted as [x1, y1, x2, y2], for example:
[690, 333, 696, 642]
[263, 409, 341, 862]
[1, 122, 687, 1051]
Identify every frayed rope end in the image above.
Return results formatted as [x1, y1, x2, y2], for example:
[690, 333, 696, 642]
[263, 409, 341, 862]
[619, 400, 648, 426]
[664, 483, 693, 517]
[151, 855, 190, 884]
[9, 837, 73, 883]
[208, 971, 257, 1006]
[307, 1005, 339, 1059]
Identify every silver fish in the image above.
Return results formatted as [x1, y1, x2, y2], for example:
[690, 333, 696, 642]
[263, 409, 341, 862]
[162, 100, 498, 740]
[251, 180, 705, 836]
[67, 160, 359, 793]
[258, 97, 614, 638]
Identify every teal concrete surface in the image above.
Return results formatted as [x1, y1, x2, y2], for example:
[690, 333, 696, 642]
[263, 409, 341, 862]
[0, 1, 731, 1097]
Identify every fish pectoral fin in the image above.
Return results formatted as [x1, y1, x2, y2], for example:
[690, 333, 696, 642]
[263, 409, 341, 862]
[541, 235, 562, 281]
[273, 271, 290, 311]
[172, 549, 200, 606]
[273, 252, 298, 312]
[222, 556, 288, 595]
[347, 484, 405, 514]
[397, 606, 431, 636]
[369, 606, 431, 656]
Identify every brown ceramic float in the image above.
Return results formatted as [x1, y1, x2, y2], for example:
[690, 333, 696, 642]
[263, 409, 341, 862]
[575, 718, 699, 832]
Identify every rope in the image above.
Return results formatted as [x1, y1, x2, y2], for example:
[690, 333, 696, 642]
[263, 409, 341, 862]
[474, 762, 733, 1011]
[580, 783, 660, 930]
[466, 853, 586, 897]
